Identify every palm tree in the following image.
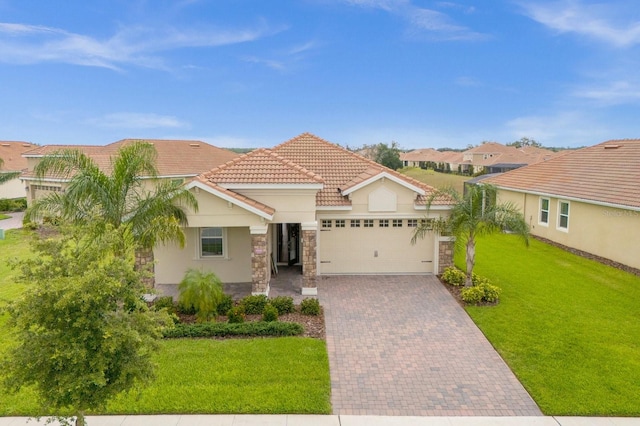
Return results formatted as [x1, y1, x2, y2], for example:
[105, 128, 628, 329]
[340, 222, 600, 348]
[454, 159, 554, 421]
[26, 141, 198, 250]
[0, 158, 20, 184]
[412, 183, 529, 286]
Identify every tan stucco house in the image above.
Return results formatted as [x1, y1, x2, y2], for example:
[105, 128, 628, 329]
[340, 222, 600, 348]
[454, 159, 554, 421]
[154, 133, 455, 296]
[0, 141, 37, 200]
[20, 139, 239, 205]
[485, 139, 640, 271]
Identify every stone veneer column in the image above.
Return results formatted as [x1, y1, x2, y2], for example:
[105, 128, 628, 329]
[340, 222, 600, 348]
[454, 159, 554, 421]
[250, 225, 270, 295]
[301, 222, 318, 296]
[135, 248, 155, 288]
[438, 237, 455, 274]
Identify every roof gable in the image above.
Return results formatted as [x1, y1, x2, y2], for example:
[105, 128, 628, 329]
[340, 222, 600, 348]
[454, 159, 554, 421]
[200, 148, 324, 187]
[341, 169, 426, 196]
[186, 178, 275, 220]
[486, 139, 640, 209]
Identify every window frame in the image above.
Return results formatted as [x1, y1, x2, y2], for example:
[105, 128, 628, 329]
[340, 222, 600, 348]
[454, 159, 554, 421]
[199, 227, 226, 258]
[539, 197, 550, 226]
[321, 219, 332, 229]
[392, 219, 403, 228]
[363, 219, 374, 228]
[557, 200, 570, 232]
[350, 219, 361, 228]
[407, 219, 418, 228]
[379, 219, 389, 228]
[335, 219, 345, 228]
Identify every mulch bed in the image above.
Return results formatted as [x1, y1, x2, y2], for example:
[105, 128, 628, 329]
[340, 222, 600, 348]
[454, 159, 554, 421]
[177, 309, 326, 340]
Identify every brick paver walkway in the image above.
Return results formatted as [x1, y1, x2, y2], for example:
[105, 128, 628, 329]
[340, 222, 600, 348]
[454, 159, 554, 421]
[318, 275, 542, 416]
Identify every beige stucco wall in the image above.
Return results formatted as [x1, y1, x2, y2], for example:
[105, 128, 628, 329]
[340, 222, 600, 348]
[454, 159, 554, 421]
[154, 226, 252, 284]
[186, 189, 265, 227]
[348, 178, 421, 216]
[0, 177, 26, 200]
[233, 188, 318, 223]
[497, 189, 640, 270]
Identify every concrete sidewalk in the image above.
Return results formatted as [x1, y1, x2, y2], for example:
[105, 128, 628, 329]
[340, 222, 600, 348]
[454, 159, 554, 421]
[0, 211, 24, 230]
[1, 416, 639, 426]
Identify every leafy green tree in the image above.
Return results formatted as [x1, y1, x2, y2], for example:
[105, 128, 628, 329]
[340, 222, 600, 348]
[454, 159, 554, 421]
[26, 141, 198, 250]
[411, 184, 529, 286]
[507, 137, 542, 148]
[0, 158, 20, 184]
[178, 268, 225, 322]
[0, 225, 171, 426]
[374, 142, 403, 170]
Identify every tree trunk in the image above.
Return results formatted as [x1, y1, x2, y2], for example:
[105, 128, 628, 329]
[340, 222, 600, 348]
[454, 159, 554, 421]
[75, 411, 86, 426]
[465, 235, 475, 287]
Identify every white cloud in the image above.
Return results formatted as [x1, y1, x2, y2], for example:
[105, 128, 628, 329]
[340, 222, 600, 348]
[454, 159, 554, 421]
[505, 111, 609, 147]
[0, 21, 282, 70]
[86, 113, 189, 129]
[340, 0, 487, 41]
[519, 0, 640, 48]
[573, 80, 640, 105]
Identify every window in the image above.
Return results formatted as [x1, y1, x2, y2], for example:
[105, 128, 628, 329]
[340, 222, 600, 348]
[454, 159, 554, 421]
[363, 219, 374, 228]
[321, 220, 332, 229]
[539, 198, 550, 225]
[392, 219, 403, 227]
[350, 219, 361, 228]
[335, 219, 345, 228]
[379, 219, 389, 228]
[558, 201, 570, 230]
[407, 219, 418, 227]
[200, 227, 224, 257]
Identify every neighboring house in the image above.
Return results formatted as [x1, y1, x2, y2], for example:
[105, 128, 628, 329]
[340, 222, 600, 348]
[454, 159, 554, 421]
[154, 133, 455, 296]
[400, 148, 443, 168]
[0, 141, 38, 199]
[485, 139, 640, 271]
[21, 139, 239, 205]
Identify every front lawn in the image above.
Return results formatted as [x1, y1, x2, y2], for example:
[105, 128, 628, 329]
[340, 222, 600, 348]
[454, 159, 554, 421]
[0, 229, 331, 416]
[464, 234, 640, 416]
[399, 167, 469, 193]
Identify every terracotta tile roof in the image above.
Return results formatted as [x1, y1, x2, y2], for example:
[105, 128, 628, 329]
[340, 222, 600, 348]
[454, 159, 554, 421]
[485, 139, 640, 209]
[0, 141, 38, 171]
[400, 148, 443, 163]
[270, 133, 449, 207]
[200, 148, 324, 185]
[465, 142, 515, 155]
[191, 176, 276, 217]
[22, 139, 239, 179]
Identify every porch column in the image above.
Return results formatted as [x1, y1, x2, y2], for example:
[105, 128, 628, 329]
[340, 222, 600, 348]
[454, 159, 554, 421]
[250, 225, 270, 296]
[301, 221, 318, 296]
[437, 236, 455, 274]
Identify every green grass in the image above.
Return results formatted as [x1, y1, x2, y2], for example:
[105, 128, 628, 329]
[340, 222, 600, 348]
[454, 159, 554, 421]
[0, 230, 331, 416]
[463, 234, 640, 416]
[399, 167, 469, 193]
[1, 338, 331, 415]
[0, 213, 10, 220]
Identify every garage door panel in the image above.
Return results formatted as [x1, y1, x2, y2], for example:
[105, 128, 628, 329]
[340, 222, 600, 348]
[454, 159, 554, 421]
[319, 225, 434, 274]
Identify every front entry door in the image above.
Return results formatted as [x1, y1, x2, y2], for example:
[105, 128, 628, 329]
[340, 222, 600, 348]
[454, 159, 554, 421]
[277, 223, 300, 265]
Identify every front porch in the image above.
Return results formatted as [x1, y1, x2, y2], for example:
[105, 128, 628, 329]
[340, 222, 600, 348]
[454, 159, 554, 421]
[155, 265, 310, 304]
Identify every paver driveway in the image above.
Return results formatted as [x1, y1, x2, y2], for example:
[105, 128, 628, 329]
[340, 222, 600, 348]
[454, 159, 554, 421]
[318, 275, 541, 416]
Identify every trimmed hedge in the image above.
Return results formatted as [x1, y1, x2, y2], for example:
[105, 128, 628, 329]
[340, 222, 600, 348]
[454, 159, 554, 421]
[163, 321, 304, 338]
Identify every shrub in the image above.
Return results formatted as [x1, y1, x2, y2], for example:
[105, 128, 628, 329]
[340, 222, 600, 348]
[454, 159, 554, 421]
[441, 266, 466, 286]
[163, 321, 304, 338]
[217, 294, 233, 316]
[178, 268, 224, 322]
[300, 298, 321, 316]
[471, 273, 491, 287]
[241, 294, 268, 315]
[153, 296, 177, 315]
[269, 296, 295, 315]
[227, 305, 245, 324]
[0, 197, 27, 212]
[461, 282, 502, 305]
[262, 303, 279, 322]
[460, 286, 484, 304]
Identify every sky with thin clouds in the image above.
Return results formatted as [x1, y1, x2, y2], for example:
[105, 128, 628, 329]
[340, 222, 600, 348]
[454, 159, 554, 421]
[0, 0, 639, 149]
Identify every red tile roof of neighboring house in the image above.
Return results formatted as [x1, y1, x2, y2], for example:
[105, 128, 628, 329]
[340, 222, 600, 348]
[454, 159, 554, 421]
[485, 139, 640, 209]
[0, 141, 38, 172]
[22, 139, 239, 179]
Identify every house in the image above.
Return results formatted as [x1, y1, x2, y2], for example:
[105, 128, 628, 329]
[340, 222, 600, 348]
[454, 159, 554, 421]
[484, 139, 640, 271]
[400, 148, 443, 168]
[153, 133, 455, 296]
[20, 139, 240, 205]
[0, 141, 38, 199]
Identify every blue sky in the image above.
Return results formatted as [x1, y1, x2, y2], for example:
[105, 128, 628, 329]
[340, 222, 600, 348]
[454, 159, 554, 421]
[1, 0, 639, 150]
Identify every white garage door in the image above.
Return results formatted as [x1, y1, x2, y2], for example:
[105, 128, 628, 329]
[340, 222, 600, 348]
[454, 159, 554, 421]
[318, 219, 435, 274]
